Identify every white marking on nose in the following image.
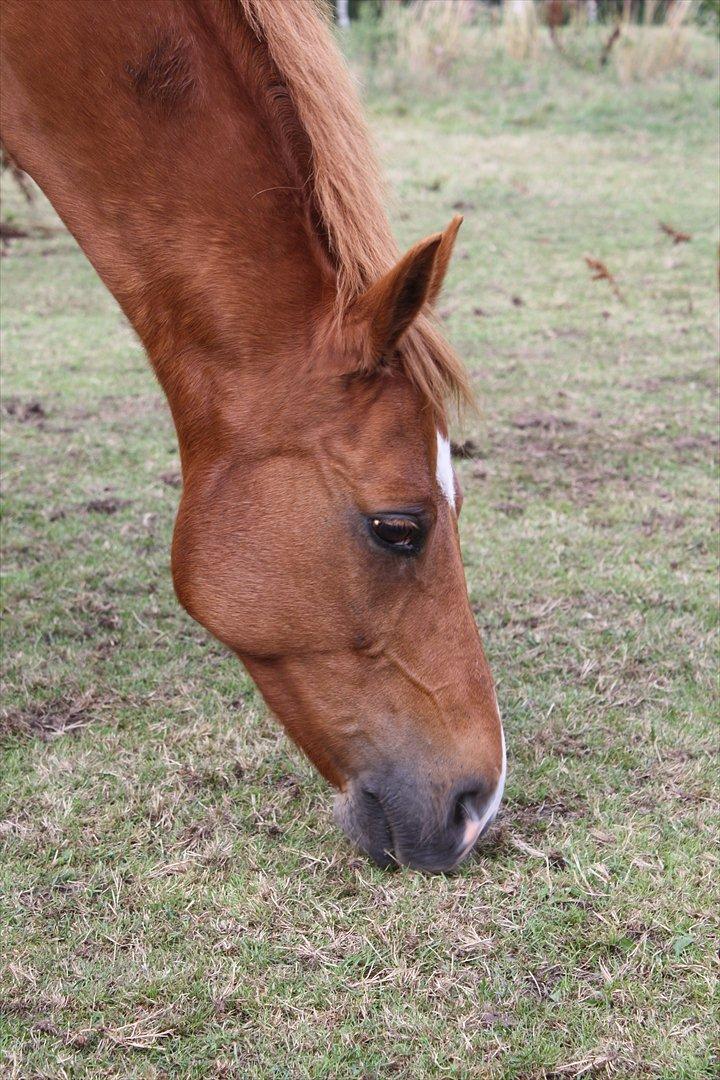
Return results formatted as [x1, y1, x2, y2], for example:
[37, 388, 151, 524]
[475, 724, 506, 836]
[436, 431, 455, 509]
[461, 701, 507, 851]
[462, 815, 483, 851]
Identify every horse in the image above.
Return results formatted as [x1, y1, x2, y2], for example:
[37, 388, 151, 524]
[0, 0, 505, 873]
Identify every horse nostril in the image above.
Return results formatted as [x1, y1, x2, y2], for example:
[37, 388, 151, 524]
[452, 795, 467, 828]
[453, 788, 484, 826]
[450, 782, 501, 856]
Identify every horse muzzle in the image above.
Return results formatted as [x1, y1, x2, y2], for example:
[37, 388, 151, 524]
[333, 762, 505, 874]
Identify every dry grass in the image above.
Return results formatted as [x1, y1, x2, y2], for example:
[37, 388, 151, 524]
[390, 0, 481, 75]
[613, 0, 697, 83]
[349, 0, 717, 94]
[503, 0, 541, 62]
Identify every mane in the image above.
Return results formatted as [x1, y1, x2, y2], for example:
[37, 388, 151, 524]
[235, 0, 474, 416]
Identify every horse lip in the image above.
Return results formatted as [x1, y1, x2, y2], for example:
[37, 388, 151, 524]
[360, 788, 398, 866]
[333, 785, 397, 869]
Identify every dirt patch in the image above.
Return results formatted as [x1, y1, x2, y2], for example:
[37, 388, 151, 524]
[47, 506, 69, 522]
[2, 396, 47, 423]
[640, 510, 686, 536]
[672, 433, 720, 462]
[85, 497, 130, 515]
[180, 765, 232, 792]
[511, 411, 576, 432]
[450, 438, 484, 460]
[473, 597, 573, 645]
[160, 468, 182, 487]
[506, 796, 587, 829]
[494, 500, 525, 517]
[529, 728, 595, 760]
[0, 690, 98, 741]
[634, 370, 717, 393]
[69, 597, 121, 633]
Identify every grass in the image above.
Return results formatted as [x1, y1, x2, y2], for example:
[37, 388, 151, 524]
[1, 22, 719, 1080]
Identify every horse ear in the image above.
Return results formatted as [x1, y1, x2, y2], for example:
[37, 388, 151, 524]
[426, 214, 462, 307]
[348, 216, 462, 365]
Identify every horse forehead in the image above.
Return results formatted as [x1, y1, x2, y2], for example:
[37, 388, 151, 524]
[330, 396, 433, 466]
[316, 379, 453, 497]
[324, 425, 457, 514]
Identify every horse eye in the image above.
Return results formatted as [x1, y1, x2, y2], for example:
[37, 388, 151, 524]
[369, 515, 423, 554]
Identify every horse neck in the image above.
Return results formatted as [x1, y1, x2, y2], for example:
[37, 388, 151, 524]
[0, 0, 332, 454]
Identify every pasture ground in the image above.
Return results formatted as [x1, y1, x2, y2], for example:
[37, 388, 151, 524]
[1, 25, 718, 1080]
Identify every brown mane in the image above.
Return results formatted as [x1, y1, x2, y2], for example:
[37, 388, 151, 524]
[236, 0, 474, 415]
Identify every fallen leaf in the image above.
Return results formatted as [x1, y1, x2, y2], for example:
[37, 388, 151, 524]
[584, 256, 624, 302]
[659, 221, 691, 244]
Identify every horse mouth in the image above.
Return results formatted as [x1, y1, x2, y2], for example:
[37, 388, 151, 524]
[333, 787, 396, 869]
[333, 786, 485, 874]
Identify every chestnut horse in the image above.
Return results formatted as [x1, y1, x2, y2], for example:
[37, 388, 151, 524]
[0, 0, 505, 872]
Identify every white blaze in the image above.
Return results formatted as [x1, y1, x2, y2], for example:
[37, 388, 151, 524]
[436, 431, 455, 509]
[461, 695, 507, 850]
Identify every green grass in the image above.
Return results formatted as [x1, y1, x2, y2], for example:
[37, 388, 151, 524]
[1, 27, 719, 1080]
